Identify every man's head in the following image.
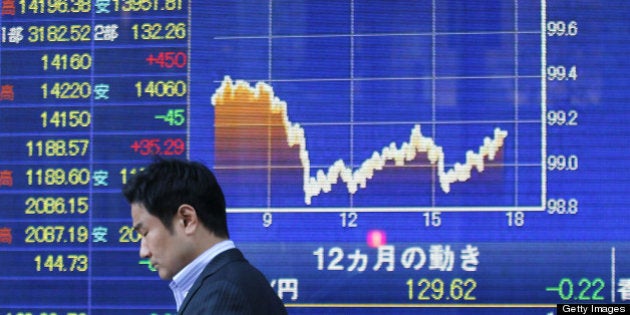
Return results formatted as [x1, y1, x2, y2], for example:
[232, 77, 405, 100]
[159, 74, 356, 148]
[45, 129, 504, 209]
[122, 158, 229, 279]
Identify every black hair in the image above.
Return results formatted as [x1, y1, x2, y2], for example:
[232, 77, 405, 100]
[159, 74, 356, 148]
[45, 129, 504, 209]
[122, 157, 229, 238]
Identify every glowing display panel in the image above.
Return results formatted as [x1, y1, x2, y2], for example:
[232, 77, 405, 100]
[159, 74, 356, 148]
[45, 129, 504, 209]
[1, 0, 628, 314]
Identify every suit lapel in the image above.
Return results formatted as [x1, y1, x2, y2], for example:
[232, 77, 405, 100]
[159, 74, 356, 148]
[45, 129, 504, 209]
[177, 248, 245, 314]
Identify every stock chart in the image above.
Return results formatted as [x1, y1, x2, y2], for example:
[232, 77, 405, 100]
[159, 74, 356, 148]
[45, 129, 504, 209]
[1, 0, 628, 314]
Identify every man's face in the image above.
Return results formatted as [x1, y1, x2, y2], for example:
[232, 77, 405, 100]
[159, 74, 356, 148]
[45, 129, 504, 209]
[131, 203, 189, 280]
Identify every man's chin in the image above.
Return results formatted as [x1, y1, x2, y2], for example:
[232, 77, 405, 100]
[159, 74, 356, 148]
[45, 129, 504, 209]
[157, 269, 174, 280]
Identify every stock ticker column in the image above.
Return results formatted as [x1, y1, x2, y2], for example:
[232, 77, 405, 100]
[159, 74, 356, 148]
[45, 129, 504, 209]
[0, 1, 189, 314]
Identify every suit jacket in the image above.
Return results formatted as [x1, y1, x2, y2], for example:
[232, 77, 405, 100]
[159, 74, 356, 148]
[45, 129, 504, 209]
[178, 248, 288, 315]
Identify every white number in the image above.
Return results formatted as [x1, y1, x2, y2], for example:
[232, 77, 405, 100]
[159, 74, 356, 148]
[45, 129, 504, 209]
[547, 110, 578, 126]
[313, 247, 345, 271]
[340, 212, 358, 228]
[506, 211, 525, 227]
[262, 212, 272, 227]
[547, 65, 577, 81]
[547, 154, 579, 171]
[547, 198, 579, 215]
[547, 20, 578, 37]
[423, 212, 442, 227]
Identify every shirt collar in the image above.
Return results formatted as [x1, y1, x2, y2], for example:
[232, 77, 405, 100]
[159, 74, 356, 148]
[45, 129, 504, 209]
[169, 239, 235, 310]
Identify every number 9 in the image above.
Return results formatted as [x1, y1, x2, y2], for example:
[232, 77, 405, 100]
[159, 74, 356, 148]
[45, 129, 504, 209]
[262, 212, 273, 227]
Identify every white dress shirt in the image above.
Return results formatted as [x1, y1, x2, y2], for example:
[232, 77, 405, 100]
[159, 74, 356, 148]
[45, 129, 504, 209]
[169, 240, 236, 310]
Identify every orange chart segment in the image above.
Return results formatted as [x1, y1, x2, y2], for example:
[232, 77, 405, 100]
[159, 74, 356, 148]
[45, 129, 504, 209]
[212, 77, 508, 206]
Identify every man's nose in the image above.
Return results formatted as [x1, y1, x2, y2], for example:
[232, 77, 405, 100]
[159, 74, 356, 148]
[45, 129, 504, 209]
[139, 237, 150, 258]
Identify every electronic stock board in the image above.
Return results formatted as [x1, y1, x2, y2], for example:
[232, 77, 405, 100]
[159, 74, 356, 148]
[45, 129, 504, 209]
[0, 1, 629, 314]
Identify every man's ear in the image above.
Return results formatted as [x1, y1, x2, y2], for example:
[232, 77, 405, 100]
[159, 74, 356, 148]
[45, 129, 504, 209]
[177, 204, 198, 234]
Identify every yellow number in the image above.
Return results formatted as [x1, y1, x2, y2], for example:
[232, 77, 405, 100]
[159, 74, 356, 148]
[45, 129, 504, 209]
[25, 226, 89, 243]
[42, 53, 92, 71]
[26, 168, 90, 186]
[25, 197, 89, 215]
[135, 80, 187, 97]
[450, 278, 477, 300]
[41, 82, 91, 99]
[407, 278, 477, 301]
[34, 254, 88, 272]
[28, 25, 90, 43]
[132, 22, 186, 40]
[26, 139, 89, 157]
[119, 226, 142, 243]
[41, 110, 92, 128]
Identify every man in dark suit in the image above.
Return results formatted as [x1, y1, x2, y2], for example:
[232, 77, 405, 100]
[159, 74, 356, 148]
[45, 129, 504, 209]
[123, 158, 287, 314]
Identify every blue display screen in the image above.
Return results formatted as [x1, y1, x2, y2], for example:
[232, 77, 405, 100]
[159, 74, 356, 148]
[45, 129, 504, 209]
[1, 1, 628, 314]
